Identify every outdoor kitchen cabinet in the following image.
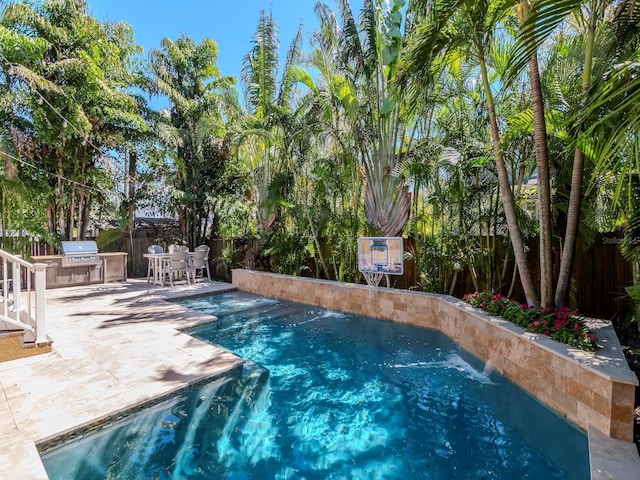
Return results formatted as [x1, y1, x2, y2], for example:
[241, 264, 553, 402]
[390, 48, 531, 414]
[101, 252, 129, 283]
[31, 252, 128, 288]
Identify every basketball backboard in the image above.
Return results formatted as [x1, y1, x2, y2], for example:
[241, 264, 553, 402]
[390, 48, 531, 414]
[357, 237, 403, 275]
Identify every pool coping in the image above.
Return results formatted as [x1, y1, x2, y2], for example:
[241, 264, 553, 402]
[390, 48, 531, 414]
[589, 425, 640, 480]
[34, 363, 245, 455]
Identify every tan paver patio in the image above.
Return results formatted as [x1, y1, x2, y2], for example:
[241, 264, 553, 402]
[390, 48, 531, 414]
[0, 279, 240, 480]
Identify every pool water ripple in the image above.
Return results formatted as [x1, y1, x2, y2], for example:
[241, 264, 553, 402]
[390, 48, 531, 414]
[41, 291, 589, 480]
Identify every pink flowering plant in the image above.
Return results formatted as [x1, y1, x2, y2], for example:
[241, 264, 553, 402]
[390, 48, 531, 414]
[463, 291, 598, 352]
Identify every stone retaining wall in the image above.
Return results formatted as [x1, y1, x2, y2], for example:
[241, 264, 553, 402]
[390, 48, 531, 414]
[232, 269, 638, 442]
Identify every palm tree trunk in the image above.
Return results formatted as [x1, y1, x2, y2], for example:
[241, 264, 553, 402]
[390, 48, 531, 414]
[68, 182, 76, 241]
[126, 150, 137, 271]
[555, 2, 598, 306]
[81, 197, 91, 241]
[305, 208, 330, 279]
[80, 194, 91, 240]
[57, 161, 65, 239]
[521, 0, 554, 308]
[530, 53, 554, 308]
[478, 49, 540, 307]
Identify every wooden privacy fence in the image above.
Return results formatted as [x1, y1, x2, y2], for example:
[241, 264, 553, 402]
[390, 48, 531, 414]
[0, 237, 48, 258]
[448, 233, 634, 320]
[16, 229, 633, 320]
[200, 234, 633, 321]
[99, 234, 247, 281]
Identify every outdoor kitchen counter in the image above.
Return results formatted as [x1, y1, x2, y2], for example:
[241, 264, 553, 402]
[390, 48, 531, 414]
[31, 252, 128, 288]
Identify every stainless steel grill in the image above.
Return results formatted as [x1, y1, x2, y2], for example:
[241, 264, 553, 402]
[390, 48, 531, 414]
[60, 241, 102, 268]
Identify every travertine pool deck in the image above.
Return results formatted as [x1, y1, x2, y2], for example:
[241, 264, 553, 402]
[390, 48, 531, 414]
[1, 276, 639, 479]
[0, 279, 238, 480]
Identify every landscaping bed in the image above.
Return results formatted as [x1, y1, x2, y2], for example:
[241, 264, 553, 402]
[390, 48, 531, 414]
[615, 321, 640, 455]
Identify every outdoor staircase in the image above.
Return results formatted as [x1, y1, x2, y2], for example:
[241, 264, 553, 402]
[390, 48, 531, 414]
[0, 249, 51, 362]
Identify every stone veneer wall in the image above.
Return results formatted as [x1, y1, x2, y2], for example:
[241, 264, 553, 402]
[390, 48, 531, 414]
[232, 269, 638, 442]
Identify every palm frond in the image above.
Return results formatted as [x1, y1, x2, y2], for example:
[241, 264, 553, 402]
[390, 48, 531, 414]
[504, 108, 533, 141]
[337, 0, 367, 75]
[312, 2, 340, 53]
[580, 60, 640, 143]
[622, 208, 640, 262]
[241, 9, 279, 116]
[504, 0, 582, 85]
[397, 0, 465, 107]
[360, 0, 379, 74]
[277, 24, 304, 107]
[612, 0, 640, 60]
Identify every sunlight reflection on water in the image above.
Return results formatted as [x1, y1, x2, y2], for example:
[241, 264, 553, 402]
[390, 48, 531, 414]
[41, 291, 589, 480]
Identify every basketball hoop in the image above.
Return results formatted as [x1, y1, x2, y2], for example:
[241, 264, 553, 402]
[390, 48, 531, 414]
[362, 271, 384, 287]
[358, 237, 403, 288]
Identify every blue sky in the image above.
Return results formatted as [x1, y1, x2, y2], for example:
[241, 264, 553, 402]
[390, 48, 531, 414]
[87, 0, 362, 82]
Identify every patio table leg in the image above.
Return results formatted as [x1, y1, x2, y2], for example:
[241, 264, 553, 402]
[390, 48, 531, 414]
[156, 257, 164, 286]
[160, 257, 169, 286]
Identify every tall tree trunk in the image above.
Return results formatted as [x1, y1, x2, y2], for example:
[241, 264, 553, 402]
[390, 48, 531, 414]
[521, 0, 554, 308]
[1, 188, 7, 247]
[46, 204, 55, 246]
[126, 150, 137, 271]
[68, 182, 76, 240]
[127, 150, 137, 232]
[555, 2, 598, 306]
[73, 158, 87, 240]
[57, 160, 65, 239]
[80, 194, 91, 240]
[76, 192, 85, 240]
[478, 48, 540, 307]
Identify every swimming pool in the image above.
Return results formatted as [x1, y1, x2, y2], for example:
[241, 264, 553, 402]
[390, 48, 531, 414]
[41, 291, 589, 479]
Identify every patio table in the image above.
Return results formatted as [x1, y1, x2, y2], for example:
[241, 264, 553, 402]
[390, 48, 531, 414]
[143, 252, 194, 286]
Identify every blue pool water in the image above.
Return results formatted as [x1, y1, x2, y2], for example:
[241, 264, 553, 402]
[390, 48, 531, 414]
[41, 291, 589, 479]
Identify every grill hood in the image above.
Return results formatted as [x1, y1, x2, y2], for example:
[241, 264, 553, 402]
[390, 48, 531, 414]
[60, 241, 98, 255]
[60, 241, 101, 267]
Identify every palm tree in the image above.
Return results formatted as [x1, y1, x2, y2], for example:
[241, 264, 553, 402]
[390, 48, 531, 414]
[403, 0, 541, 306]
[506, 0, 639, 308]
[234, 10, 304, 235]
[579, 1, 640, 323]
[146, 34, 235, 247]
[286, 2, 368, 280]
[344, 0, 413, 237]
[553, 0, 602, 306]
[0, 0, 147, 242]
[517, 0, 554, 308]
[404, 55, 506, 294]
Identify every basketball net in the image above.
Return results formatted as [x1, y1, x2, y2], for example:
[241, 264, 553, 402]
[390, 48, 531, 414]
[362, 271, 383, 287]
